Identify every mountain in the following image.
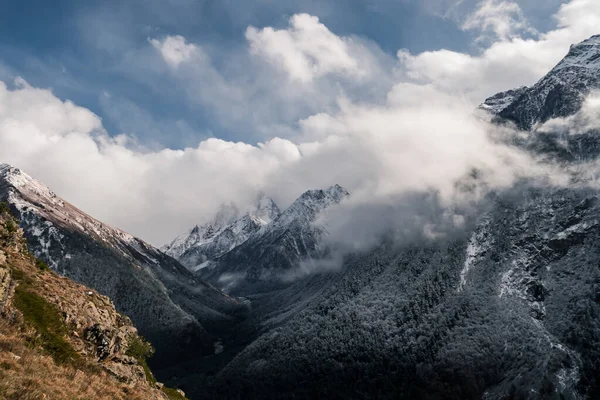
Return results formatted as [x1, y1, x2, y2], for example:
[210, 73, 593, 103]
[162, 193, 281, 271]
[161, 202, 241, 261]
[0, 164, 246, 373]
[0, 205, 186, 399]
[199, 184, 350, 294]
[177, 35, 600, 399]
[5, 33, 600, 400]
[483, 35, 600, 130]
[207, 185, 600, 399]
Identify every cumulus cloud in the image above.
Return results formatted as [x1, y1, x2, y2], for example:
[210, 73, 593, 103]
[0, 78, 300, 245]
[0, 74, 547, 247]
[0, 0, 597, 249]
[462, 0, 535, 42]
[398, 0, 600, 103]
[246, 14, 363, 83]
[141, 22, 392, 143]
[150, 35, 196, 68]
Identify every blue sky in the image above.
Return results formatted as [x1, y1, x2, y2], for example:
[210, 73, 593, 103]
[0, 0, 563, 149]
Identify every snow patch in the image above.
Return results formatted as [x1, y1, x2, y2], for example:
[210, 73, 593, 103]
[458, 217, 492, 291]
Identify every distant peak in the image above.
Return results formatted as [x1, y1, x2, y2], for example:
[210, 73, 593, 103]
[326, 184, 350, 198]
[554, 34, 600, 72]
[252, 192, 280, 223]
[211, 203, 240, 227]
[293, 185, 350, 208]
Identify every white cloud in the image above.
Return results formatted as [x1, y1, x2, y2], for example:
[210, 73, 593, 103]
[397, 0, 600, 103]
[150, 35, 196, 68]
[0, 78, 300, 245]
[0, 75, 550, 247]
[245, 13, 364, 83]
[462, 0, 535, 42]
[139, 19, 393, 144]
[1, 0, 597, 248]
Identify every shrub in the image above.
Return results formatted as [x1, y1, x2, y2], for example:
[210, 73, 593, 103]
[9, 268, 30, 285]
[125, 335, 156, 384]
[3, 219, 16, 234]
[35, 258, 50, 272]
[0, 202, 9, 215]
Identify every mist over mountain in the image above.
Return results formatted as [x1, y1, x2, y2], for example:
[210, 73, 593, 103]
[3, 0, 600, 399]
[162, 193, 281, 272]
[156, 33, 600, 400]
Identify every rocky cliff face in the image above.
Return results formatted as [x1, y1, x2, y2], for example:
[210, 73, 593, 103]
[0, 205, 186, 399]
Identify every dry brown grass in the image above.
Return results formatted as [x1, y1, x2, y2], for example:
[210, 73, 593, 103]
[0, 316, 165, 400]
[0, 208, 171, 400]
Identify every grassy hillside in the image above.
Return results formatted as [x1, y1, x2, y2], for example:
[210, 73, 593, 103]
[0, 203, 186, 400]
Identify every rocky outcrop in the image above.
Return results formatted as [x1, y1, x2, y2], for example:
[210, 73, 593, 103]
[0, 205, 185, 399]
[0, 164, 245, 374]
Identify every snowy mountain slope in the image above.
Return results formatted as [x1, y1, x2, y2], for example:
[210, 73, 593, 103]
[206, 185, 598, 399]
[483, 35, 600, 131]
[162, 193, 280, 270]
[179, 36, 600, 399]
[480, 86, 529, 115]
[199, 184, 350, 294]
[0, 164, 245, 367]
[161, 202, 241, 260]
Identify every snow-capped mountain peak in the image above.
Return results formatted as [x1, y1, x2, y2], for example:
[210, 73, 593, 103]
[278, 184, 350, 226]
[197, 184, 350, 291]
[253, 191, 281, 224]
[481, 33, 600, 130]
[209, 203, 240, 236]
[0, 163, 146, 264]
[554, 34, 600, 72]
[162, 192, 282, 268]
[1, 164, 65, 209]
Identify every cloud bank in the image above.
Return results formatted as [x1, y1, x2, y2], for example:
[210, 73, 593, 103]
[0, 0, 598, 247]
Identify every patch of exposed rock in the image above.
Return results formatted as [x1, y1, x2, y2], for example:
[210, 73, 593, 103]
[0, 207, 184, 399]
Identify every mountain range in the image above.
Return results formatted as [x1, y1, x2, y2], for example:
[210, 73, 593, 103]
[3, 34, 600, 400]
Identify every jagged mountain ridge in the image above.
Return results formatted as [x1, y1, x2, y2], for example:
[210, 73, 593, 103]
[198, 184, 350, 294]
[0, 164, 246, 369]
[162, 194, 281, 271]
[483, 34, 600, 130]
